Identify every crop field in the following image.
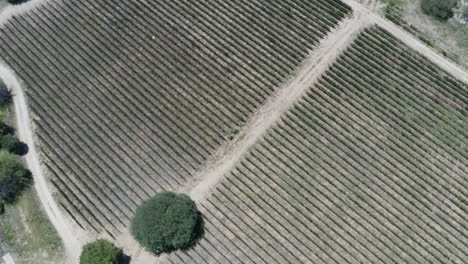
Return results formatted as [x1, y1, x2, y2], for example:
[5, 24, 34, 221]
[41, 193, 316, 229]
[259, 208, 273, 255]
[0, 0, 351, 236]
[167, 26, 467, 264]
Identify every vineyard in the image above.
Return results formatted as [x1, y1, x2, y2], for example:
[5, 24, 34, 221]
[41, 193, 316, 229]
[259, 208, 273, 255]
[167, 26, 467, 264]
[0, 0, 351, 236]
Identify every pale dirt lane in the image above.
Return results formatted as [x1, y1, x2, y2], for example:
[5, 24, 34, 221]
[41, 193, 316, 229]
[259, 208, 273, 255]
[0, 64, 81, 264]
[186, 11, 370, 202]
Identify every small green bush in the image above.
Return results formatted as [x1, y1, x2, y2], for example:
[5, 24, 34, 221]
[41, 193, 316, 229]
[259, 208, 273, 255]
[131, 192, 202, 254]
[0, 151, 31, 203]
[0, 122, 13, 138]
[79, 240, 122, 264]
[421, 0, 458, 20]
[0, 200, 5, 215]
[1, 134, 23, 155]
[0, 80, 12, 107]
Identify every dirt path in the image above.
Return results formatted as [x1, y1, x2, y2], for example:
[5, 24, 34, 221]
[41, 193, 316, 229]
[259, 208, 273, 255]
[186, 12, 370, 202]
[0, 64, 81, 263]
[187, 0, 468, 204]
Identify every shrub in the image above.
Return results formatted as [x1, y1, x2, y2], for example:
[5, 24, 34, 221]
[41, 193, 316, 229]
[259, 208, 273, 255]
[0, 80, 12, 107]
[0, 151, 31, 203]
[421, 0, 458, 20]
[0, 122, 14, 138]
[0, 200, 4, 215]
[0, 134, 27, 155]
[79, 239, 122, 264]
[131, 192, 202, 254]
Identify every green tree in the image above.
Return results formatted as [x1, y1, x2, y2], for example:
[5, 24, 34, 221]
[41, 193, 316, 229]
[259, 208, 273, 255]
[0, 80, 12, 107]
[0, 151, 31, 203]
[0, 134, 23, 155]
[79, 240, 122, 264]
[131, 192, 202, 254]
[0, 122, 13, 138]
[421, 0, 458, 20]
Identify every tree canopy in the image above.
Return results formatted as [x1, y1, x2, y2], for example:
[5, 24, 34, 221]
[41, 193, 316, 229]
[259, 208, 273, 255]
[0, 134, 27, 155]
[80, 239, 122, 264]
[0, 151, 31, 203]
[131, 192, 202, 254]
[421, 0, 458, 20]
[0, 80, 11, 107]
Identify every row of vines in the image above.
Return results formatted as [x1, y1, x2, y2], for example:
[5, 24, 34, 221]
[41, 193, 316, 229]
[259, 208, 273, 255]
[0, 0, 351, 236]
[168, 26, 467, 263]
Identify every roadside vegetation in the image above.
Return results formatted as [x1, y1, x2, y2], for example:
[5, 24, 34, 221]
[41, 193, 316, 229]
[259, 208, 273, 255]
[80, 239, 122, 264]
[131, 192, 203, 254]
[421, 0, 458, 20]
[0, 77, 63, 262]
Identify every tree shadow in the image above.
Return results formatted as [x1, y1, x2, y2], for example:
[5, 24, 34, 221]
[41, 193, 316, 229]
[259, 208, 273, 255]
[7, 0, 31, 6]
[118, 253, 131, 264]
[15, 142, 28, 156]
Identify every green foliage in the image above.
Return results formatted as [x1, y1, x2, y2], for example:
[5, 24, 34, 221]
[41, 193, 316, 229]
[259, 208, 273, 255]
[0, 151, 31, 203]
[0, 122, 14, 138]
[79, 240, 122, 264]
[1, 134, 23, 155]
[131, 192, 202, 254]
[0, 80, 12, 107]
[421, 0, 458, 20]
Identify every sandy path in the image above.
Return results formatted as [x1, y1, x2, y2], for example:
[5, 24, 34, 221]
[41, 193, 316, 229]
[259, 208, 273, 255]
[186, 12, 370, 202]
[0, 64, 81, 263]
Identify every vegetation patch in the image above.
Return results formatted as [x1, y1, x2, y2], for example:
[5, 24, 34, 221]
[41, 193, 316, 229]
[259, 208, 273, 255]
[421, 0, 458, 20]
[80, 239, 122, 264]
[0, 151, 31, 204]
[131, 192, 203, 254]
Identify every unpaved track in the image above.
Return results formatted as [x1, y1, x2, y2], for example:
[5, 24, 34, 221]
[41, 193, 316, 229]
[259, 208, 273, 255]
[0, 64, 81, 263]
[188, 0, 468, 203]
[187, 12, 370, 202]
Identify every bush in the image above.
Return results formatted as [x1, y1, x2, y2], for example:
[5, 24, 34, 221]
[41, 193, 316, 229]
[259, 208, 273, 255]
[0, 151, 31, 203]
[0, 134, 27, 155]
[80, 240, 122, 264]
[131, 192, 202, 254]
[421, 0, 458, 20]
[0, 80, 12, 107]
[0, 200, 4, 215]
[0, 122, 14, 138]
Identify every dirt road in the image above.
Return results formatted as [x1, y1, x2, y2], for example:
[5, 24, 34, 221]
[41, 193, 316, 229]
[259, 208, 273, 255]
[187, 11, 371, 202]
[187, 0, 468, 203]
[0, 64, 81, 263]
